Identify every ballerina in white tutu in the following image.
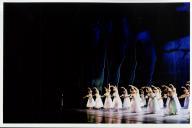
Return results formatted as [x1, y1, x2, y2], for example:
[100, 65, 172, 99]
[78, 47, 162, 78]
[157, 87, 164, 108]
[129, 85, 142, 113]
[161, 85, 169, 108]
[185, 83, 190, 109]
[93, 87, 103, 109]
[83, 87, 95, 109]
[140, 87, 146, 107]
[111, 85, 122, 111]
[152, 85, 164, 109]
[102, 84, 113, 110]
[145, 86, 161, 114]
[163, 84, 181, 115]
[120, 87, 131, 110]
[179, 86, 190, 109]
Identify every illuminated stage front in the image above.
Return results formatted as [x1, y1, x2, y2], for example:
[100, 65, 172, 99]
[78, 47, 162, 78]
[74, 108, 189, 123]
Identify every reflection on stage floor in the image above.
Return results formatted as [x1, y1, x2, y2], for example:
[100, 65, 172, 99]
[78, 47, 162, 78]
[76, 108, 189, 123]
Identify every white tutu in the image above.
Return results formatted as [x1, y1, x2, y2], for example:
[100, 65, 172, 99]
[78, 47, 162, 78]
[94, 94, 103, 109]
[156, 93, 164, 108]
[104, 93, 113, 109]
[165, 95, 181, 115]
[112, 92, 122, 109]
[147, 93, 161, 114]
[130, 95, 142, 113]
[158, 98, 164, 109]
[86, 96, 95, 108]
[140, 94, 146, 107]
[123, 96, 131, 109]
[166, 97, 170, 108]
[184, 96, 189, 109]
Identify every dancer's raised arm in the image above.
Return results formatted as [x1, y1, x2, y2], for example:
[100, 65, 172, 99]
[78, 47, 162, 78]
[93, 87, 99, 92]
[110, 85, 115, 89]
[87, 87, 92, 92]
[108, 83, 111, 90]
[121, 86, 126, 90]
[151, 85, 158, 90]
[83, 95, 89, 99]
[161, 85, 169, 88]
[130, 85, 139, 93]
[169, 84, 175, 89]
[181, 86, 187, 90]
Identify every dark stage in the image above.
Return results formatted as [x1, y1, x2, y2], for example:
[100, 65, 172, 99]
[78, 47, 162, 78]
[3, 3, 190, 123]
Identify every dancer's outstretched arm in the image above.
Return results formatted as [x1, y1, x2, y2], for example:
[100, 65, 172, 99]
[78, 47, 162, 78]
[83, 94, 89, 99]
[178, 94, 187, 99]
[120, 94, 124, 98]
[101, 93, 106, 98]
[108, 83, 111, 90]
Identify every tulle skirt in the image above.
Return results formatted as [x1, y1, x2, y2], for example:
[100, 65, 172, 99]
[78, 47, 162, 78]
[184, 96, 189, 109]
[86, 97, 95, 108]
[123, 97, 131, 108]
[130, 97, 142, 113]
[158, 99, 164, 108]
[94, 97, 104, 108]
[104, 96, 113, 109]
[140, 97, 146, 107]
[166, 97, 170, 108]
[113, 97, 122, 109]
[166, 96, 181, 115]
[147, 97, 161, 113]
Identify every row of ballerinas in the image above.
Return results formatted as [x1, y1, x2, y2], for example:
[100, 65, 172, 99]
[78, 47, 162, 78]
[83, 82, 190, 115]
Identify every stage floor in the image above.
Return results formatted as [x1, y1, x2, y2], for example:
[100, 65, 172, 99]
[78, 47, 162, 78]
[75, 108, 190, 123]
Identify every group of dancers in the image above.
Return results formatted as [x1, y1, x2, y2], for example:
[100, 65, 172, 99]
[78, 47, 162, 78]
[83, 81, 190, 115]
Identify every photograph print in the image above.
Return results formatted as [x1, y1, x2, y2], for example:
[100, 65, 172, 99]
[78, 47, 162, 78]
[3, 2, 190, 124]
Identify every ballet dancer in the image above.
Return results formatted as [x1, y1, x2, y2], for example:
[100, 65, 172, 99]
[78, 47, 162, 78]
[179, 86, 190, 109]
[145, 86, 161, 114]
[152, 85, 164, 109]
[102, 84, 113, 110]
[83, 87, 95, 109]
[163, 84, 181, 115]
[120, 87, 131, 109]
[129, 85, 142, 113]
[93, 87, 104, 109]
[161, 85, 169, 108]
[110, 85, 122, 111]
[140, 87, 147, 107]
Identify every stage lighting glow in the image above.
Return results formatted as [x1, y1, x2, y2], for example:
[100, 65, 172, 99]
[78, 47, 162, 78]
[137, 31, 150, 43]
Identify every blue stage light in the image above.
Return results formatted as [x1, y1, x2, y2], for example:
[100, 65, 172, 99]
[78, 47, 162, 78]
[137, 31, 150, 43]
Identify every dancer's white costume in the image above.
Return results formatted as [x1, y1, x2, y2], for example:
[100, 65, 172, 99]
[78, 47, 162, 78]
[94, 93, 104, 109]
[104, 91, 113, 109]
[86, 93, 95, 108]
[184, 95, 189, 109]
[166, 88, 181, 115]
[130, 93, 142, 113]
[112, 91, 122, 109]
[156, 92, 164, 108]
[147, 92, 161, 113]
[140, 93, 146, 107]
[122, 94, 131, 109]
